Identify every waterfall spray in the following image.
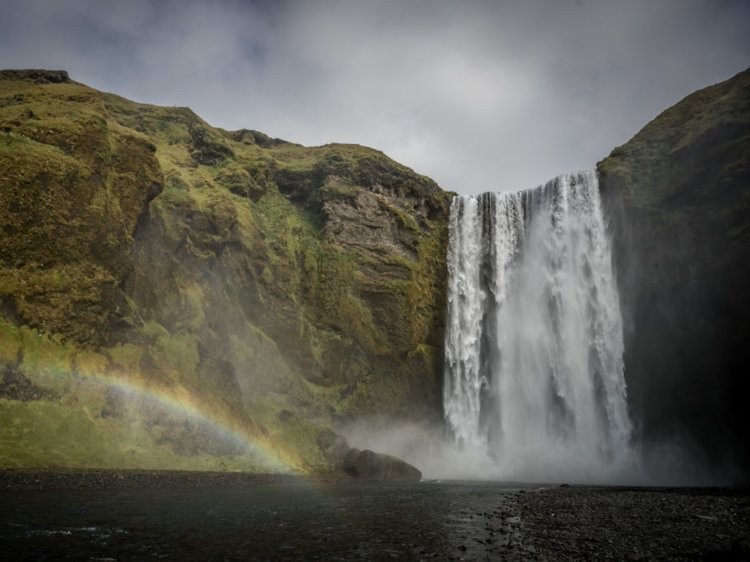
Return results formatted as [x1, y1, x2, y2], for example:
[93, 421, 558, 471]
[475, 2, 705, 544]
[443, 171, 633, 481]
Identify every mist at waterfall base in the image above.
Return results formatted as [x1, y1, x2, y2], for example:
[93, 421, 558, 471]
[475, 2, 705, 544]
[443, 171, 639, 484]
[345, 172, 718, 485]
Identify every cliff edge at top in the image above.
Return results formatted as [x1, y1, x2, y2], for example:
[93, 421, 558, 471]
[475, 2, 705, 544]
[0, 69, 451, 474]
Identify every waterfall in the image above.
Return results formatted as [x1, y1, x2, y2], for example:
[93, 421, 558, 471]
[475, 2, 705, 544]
[443, 171, 633, 481]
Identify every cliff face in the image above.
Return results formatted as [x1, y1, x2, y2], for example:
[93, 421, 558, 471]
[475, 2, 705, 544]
[598, 68, 750, 478]
[4, 67, 747, 479]
[0, 70, 450, 473]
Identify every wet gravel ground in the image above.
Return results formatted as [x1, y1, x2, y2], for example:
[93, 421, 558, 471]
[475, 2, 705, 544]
[0, 470, 748, 560]
[516, 485, 750, 560]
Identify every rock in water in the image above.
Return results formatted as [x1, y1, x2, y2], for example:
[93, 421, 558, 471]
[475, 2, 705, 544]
[317, 430, 422, 481]
[342, 448, 422, 481]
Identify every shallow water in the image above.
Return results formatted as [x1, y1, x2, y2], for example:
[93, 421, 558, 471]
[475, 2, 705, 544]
[0, 480, 534, 560]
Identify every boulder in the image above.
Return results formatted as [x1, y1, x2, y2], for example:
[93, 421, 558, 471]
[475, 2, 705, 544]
[342, 448, 422, 481]
[317, 430, 422, 481]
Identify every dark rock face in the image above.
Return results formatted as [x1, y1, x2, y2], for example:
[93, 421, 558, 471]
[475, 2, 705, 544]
[225, 129, 292, 148]
[598, 68, 750, 480]
[0, 365, 53, 402]
[0, 69, 69, 83]
[316, 429, 351, 463]
[342, 448, 422, 481]
[317, 430, 422, 481]
[189, 125, 234, 165]
[316, 430, 422, 481]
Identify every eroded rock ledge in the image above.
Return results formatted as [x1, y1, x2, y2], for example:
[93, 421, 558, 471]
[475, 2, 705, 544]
[317, 430, 421, 481]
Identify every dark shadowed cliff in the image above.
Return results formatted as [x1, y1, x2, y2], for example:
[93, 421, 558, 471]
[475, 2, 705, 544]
[598, 68, 750, 480]
[0, 69, 449, 474]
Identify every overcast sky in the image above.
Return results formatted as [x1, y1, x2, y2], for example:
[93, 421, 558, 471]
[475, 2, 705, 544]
[1, 0, 748, 194]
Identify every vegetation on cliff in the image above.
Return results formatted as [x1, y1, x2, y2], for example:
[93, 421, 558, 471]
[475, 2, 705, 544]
[0, 69, 451, 474]
[5, 65, 746, 480]
[598, 67, 750, 478]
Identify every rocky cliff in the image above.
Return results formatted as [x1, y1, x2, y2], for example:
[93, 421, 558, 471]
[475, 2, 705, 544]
[2, 67, 748, 481]
[0, 69, 450, 474]
[598, 68, 750, 479]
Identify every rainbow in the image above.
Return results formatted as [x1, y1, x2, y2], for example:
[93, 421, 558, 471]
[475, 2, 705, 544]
[27, 364, 299, 474]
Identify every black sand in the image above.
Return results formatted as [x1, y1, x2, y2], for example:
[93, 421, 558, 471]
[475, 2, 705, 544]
[0, 470, 747, 560]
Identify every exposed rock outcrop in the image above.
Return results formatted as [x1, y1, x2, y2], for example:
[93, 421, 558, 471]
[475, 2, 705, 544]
[0, 70, 450, 474]
[341, 448, 422, 481]
[0, 69, 69, 83]
[3, 65, 748, 481]
[316, 429, 422, 481]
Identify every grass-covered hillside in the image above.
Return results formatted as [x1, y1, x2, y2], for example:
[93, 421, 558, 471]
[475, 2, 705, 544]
[598, 67, 750, 478]
[0, 69, 451, 474]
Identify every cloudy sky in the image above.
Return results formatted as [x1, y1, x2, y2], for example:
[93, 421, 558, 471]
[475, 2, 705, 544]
[1, 0, 748, 194]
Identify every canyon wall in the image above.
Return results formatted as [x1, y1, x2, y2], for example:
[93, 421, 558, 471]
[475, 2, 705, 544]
[598, 68, 750, 479]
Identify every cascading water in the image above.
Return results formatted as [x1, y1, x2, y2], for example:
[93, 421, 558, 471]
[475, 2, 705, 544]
[443, 171, 633, 482]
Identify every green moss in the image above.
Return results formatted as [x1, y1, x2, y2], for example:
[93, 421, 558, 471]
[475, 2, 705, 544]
[73, 349, 109, 377]
[0, 71, 453, 473]
[0, 398, 284, 472]
[379, 199, 420, 233]
[406, 220, 449, 347]
[18, 325, 75, 374]
[0, 322, 21, 363]
[249, 399, 330, 472]
[0, 77, 163, 346]
[214, 165, 252, 195]
[599, 68, 750, 209]
[0, 319, 287, 472]
[156, 332, 200, 379]
[321, 176, 359, 201]
[107, 343, 144, 372]
[250, 185, 323, 301]
[313, 248, 388, 354]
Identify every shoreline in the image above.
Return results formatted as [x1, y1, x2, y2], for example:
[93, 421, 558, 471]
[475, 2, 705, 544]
[517, 485, 750, 560]
[1, 471, 748, 559]
[0, 468, 308, 490]
[2, 467, 749, 492]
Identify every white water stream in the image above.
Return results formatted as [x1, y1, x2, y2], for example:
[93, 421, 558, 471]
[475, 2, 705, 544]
[443, 171, 634, 481]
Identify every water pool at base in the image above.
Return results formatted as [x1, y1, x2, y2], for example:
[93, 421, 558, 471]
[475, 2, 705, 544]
[0, 479, 534, 560]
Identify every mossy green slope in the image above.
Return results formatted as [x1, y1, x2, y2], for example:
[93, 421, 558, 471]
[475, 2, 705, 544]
[0, 69, 451, 473]
[598, 67, 750, 476]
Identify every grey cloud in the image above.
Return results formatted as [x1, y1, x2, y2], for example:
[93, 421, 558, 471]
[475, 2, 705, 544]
[1, 0, 748, 194]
